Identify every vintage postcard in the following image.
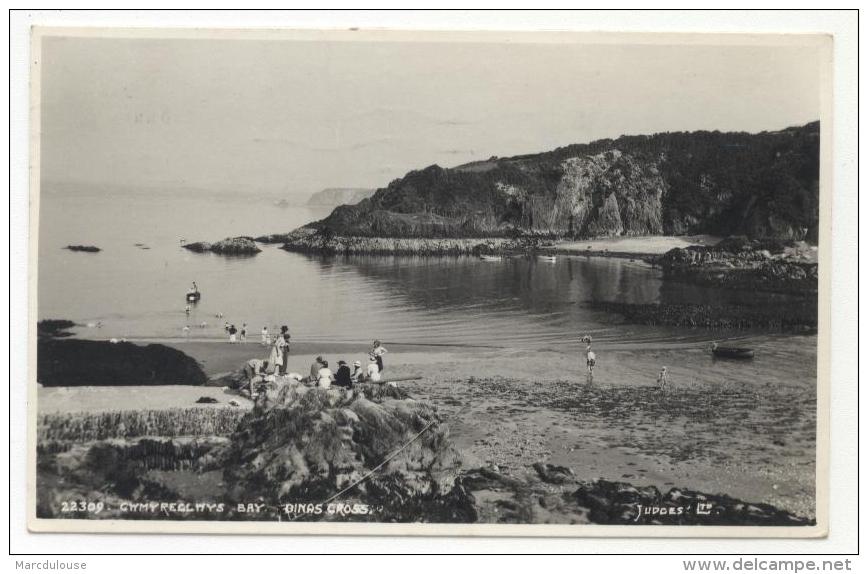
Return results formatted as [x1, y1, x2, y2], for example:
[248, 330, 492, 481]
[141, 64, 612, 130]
[28, 27, 831, 536]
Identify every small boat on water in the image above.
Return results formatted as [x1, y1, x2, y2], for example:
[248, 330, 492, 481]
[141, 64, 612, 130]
[480, 254, 503, 262]
[711, 343, 754, 360]
[537, 255, 557, 263]
[186, 290, 201, 303]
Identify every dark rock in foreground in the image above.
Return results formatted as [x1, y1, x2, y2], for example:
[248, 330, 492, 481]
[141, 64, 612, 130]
[463, 470, 814, 526]
[183, 236, 261, 255]
[65, 244, 101, 253]
[37, 339, 207, 386]
[572, 480, 813, 526]
[211, 381, 475, 522]
[36, 381, 476, 523]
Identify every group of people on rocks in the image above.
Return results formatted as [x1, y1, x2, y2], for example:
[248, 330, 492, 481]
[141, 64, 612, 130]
[239, 337, 389, 397]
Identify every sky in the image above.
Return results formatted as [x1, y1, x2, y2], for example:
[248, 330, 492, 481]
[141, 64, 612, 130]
[39, 34, 822, 197]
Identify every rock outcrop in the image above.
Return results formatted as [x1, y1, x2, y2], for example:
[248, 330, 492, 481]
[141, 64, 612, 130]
[183, 236, 261, 255]
[37, 339, 207, 386]
[655, 237, 818, 294]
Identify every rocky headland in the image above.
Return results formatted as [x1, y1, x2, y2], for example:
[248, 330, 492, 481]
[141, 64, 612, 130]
[306, 187, 375, 207]
[273, 122, 818, 256]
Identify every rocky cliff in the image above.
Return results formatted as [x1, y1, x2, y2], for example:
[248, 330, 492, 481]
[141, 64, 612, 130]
[300, 122, 819, 242]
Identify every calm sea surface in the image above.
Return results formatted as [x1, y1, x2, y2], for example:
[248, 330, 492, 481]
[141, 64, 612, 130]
[38, 187, 813, 361]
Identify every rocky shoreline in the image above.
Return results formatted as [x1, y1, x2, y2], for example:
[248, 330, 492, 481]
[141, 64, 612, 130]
[654, 237, 818, 295]
[278, 228, 523, 256]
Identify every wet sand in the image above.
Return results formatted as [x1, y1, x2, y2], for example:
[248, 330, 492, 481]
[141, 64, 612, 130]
[553, 235, 720, 257]
[39, 335, 817, 519]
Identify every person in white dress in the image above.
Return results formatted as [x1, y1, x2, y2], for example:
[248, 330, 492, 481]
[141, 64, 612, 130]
[317, 360, 335, 389]
[269, 335, 285, 374]
[366, 355, 381, 382]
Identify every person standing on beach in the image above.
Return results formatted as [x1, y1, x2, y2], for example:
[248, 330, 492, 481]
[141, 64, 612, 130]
[261, 326, 269, 346]
[240, 323, 247, 342]
[269, 334, 285, 374]
[657, 366, 670, 391]
[228, 324, 238, 343]
[585, 345, 596, 383]
[281, 333, 291, 374]
[371, 340, 388, 374]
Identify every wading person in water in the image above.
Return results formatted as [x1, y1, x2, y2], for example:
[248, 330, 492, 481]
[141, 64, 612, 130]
[240, 323, 247, 342]
[228, 324, 238, 343]
[261, 326, 268, 346]
[371, 340, 388, 374]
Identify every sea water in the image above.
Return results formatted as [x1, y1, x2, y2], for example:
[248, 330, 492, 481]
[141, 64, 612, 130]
[37, 184, 814, 360]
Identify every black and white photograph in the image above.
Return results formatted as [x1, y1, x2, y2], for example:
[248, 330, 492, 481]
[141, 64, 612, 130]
[27, 26, 832, 537]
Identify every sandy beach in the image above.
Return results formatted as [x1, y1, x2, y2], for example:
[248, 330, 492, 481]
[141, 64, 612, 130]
[551, 235, 720, 257]
[38, 333, 817, 520]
